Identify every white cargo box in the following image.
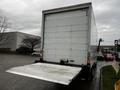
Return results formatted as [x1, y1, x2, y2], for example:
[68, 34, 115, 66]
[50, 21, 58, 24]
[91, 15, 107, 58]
[41, 2, 97, 65]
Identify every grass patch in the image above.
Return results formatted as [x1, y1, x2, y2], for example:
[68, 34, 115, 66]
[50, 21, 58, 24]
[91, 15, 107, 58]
[101, 65, 120, 90]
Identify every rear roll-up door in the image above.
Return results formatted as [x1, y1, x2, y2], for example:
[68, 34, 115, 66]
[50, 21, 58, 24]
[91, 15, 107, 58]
[43, 9, 88, 65]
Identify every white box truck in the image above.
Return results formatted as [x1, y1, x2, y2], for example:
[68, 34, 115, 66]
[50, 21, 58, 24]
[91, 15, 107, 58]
[41, 2, 98, 80]
[7, 2, 98, 85]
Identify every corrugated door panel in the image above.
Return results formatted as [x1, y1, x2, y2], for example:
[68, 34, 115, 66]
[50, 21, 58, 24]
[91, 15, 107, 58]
[55, 32, 71, 38]
[44, 43, 71, 50]
[45, 17, 87, 27]
[71, 31, 87, 38]
[45, 39, 70, 44]
[43, 9, 88, 65]
[46, 10, 86, 20]
[55, 50, 70, 57]
[71, 38, 87, 44]
[71, 25, 87, 31]
[45, 26, 71, 33]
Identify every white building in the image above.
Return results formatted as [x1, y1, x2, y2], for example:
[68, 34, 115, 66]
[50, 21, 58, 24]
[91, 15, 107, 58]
[0, 32, 40, 52]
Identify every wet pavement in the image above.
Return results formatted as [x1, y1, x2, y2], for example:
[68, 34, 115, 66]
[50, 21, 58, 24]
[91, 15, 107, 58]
[0, 54, 110, 90]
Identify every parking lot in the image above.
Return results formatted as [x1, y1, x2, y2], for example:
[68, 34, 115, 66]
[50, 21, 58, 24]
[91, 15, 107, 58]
[0, 54, 104, 90]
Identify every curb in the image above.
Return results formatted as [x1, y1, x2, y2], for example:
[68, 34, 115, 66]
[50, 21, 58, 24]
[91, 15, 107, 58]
[99, 69, 103, 90]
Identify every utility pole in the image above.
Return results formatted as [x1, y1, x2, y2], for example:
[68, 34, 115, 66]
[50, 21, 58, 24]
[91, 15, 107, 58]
[97, 38, 103, 52]
[114, 39, 120, 61]
[114, 40, 118, 53]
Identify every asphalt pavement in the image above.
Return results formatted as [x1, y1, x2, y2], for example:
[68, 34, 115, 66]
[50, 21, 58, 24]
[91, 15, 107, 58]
[0, 54, 101, 90]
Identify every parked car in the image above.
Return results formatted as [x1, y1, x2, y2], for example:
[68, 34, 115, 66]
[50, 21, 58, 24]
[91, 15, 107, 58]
[104, 53, 114, 61]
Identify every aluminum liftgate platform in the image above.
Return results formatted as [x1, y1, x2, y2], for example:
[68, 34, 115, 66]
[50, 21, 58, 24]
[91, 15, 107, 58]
[6, 63, 81, 85]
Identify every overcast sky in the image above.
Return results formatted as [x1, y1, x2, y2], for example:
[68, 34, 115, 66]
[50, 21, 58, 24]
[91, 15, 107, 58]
[0, 0, 120, 45]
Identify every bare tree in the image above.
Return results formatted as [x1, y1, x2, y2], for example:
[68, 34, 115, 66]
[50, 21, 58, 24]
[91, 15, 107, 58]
[21, 37, 40, 52]
[0, 16, 8, 42]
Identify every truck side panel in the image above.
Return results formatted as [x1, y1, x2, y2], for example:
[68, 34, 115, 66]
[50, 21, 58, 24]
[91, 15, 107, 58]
[89, 7, 98, 63]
